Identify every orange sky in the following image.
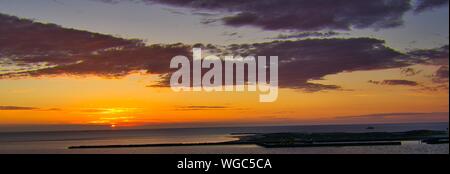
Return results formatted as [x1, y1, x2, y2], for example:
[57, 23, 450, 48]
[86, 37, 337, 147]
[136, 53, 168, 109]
[0, 0, 449, 130]
[1, 64, 448, 128]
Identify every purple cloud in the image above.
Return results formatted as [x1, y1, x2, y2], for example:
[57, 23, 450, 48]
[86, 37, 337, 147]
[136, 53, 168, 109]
[1, 13, 447, 92]
[368, 80, 419, 86]
[0, 13, 191, 78]
[126, 0, 414, 31]
[0, 106, 38, 111]
[415, 0, 449, 13]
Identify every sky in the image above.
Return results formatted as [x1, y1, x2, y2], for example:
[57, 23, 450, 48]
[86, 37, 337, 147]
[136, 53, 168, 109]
[0, 0, 449, 131]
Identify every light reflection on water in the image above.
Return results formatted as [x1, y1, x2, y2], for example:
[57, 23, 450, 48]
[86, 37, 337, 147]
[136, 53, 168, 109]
[0, 141, 448, 154]
[0, 122, 448, 154]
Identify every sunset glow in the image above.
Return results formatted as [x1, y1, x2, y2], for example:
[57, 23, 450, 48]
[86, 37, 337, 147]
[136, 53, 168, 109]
[0, 0, 448, 132]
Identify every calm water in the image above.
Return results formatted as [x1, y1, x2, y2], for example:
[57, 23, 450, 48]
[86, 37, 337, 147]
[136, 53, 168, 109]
[0, 123, 448, 154]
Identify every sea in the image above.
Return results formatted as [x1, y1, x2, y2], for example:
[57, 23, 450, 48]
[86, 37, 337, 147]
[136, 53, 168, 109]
[0, 122, 448, 154]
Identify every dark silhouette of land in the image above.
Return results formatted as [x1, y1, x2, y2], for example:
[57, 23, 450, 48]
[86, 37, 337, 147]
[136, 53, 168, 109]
[68, 130, 448, 149]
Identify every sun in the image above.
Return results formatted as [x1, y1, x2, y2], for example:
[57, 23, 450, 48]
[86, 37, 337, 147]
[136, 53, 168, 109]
[110, 124, 117, 128]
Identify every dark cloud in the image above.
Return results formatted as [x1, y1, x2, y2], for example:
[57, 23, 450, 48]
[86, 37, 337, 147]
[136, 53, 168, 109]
[1, 13, 446, 92]
[0, 106, 38, 111]
[95, 0, 450, 32]
[183, 106, 227, 109]
[152, 38, 411, 92]
[23, 45, 191, 77]
[125, 0, 413, 31]
[296, 83, 343, 92]
[0, 106, 63, 111]
[136, 37, 415, 92]
[240, 38, 407, 90]
[45, 108, 63, 111]
[407, 45, 449, 65]
[368, 77, 448, 92]
[415, 0, 449, 13]
[400, 67, 422, 76]
[368, 80, 381, 85]
[432, 66, 449, 83]
[368, 79, 419, 86]
[0, 13, 142, 64]
[0, 13, 191, 78]
[435, 66, 449, 78]
[336, 112, 448, 119]
[175, 105, 236, 111]
[418, 83, 449, 91]
[268, 31, 341, 40]
[406, 46, 449, 89]
[334, 112, 449, 123]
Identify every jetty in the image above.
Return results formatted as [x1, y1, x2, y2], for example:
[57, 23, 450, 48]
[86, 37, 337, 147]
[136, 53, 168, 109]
[68, 130, 448, 149]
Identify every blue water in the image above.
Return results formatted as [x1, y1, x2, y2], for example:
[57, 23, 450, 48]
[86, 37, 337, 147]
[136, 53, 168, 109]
[0, 122, 448, 154]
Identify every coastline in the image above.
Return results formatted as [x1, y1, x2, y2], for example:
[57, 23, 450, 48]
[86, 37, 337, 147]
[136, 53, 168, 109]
[68, 130, 448, 149]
